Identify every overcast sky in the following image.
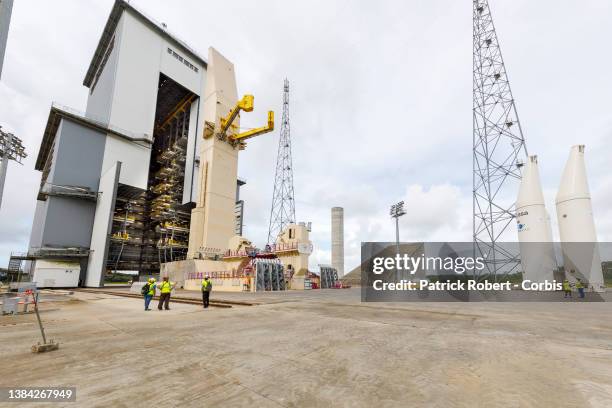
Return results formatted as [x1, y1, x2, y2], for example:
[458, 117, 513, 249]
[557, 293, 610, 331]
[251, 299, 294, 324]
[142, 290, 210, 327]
[1, 0, 611, 273]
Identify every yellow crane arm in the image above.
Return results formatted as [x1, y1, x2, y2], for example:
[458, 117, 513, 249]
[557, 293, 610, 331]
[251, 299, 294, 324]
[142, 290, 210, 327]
[231, 111, 275, 141]
[220, 95, 254, 135]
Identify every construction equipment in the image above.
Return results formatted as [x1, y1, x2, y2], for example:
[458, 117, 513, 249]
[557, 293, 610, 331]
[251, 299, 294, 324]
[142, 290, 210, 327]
[220, 95, 254, 135]
[207, 93, 275, 146]
[254, 260, 285, 291]
[319, 266, 339, 289]
[232, 111, 274, 142]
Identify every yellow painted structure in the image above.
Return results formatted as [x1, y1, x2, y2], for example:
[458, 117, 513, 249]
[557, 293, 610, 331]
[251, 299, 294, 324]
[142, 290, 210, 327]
[187, 47, 274, 257]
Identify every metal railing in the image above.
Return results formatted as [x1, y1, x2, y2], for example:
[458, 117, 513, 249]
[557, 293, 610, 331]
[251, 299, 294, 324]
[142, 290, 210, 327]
[26, 247, 91, 259]
[40, 183, 98, 201]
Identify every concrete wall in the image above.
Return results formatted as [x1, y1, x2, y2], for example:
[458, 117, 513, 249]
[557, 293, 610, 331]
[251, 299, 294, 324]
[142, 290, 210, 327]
[184, 278, 248, 292]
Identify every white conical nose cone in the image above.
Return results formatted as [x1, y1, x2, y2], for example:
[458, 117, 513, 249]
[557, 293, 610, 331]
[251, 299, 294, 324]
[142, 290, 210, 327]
[555, 145, 604, 291]
[556, 145, 590, 204]
[516, 155, 556, 282]
[517, 155, 545, 209]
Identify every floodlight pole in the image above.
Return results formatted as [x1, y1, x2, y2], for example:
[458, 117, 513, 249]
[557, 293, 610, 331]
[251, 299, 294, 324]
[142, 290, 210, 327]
[0, 131, 11, 209]
[395, 216, 400, 253]
[0, 127, 27, 210]
[390, 201, 406, 281]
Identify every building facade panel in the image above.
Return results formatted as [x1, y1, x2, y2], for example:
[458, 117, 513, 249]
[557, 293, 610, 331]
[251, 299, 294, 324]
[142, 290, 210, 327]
[107, 12, 161, 139]
[85, 17, 122, 124]
[100, 134, 150, 190]
[28, 200, 48, 249]
[29, 119, 106, 251]
[41, 197, 96, 248]
[51, 120, 107, 191]
[85, 162, 121, 287]
[159, 40, 204, 95]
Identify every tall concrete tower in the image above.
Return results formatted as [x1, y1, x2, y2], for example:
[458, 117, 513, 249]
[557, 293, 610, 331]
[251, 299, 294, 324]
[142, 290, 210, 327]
[331, 207, 344, 276]
[188, 48, 240, 256]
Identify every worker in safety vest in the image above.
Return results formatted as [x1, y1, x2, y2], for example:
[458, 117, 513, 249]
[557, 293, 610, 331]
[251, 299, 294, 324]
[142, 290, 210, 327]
[157, 276, 175, 310]
[562, 279, 572, 298]
[575, 279, 585, 299]
[144, 278, 156, 310]
[201, 276, 212, 308]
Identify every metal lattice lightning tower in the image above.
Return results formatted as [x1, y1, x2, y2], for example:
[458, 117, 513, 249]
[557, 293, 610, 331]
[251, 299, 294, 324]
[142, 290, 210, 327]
[473, 0, 528, 278]
[267, 79, 296, 244]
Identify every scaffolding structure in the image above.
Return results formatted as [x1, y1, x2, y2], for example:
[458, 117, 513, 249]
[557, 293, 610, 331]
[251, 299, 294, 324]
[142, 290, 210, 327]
[107, 192, 154, 273]
[106, 75, 195, 276]
[150, 98, 192, 263]
[472, 0, 528, 279]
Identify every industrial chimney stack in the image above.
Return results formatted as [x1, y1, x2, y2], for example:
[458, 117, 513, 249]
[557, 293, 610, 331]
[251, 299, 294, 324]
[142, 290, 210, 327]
[331, 207, 344, 276]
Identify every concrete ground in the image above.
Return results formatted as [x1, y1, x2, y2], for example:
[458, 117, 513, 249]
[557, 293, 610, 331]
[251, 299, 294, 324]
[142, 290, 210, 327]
[2, 289, 612, 407]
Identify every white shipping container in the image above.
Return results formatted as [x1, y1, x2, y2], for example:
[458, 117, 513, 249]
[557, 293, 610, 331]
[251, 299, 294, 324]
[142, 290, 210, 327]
[32, 260, 80, 288]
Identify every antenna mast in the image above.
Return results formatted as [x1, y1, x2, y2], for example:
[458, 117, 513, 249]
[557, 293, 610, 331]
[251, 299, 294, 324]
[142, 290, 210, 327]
[267, 79, 296, 244]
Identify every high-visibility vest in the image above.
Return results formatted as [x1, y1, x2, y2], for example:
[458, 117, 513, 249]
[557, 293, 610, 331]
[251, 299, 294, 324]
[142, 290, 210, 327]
[201, 280, 211, 291]
[562, 281, 571, 291]
[160, 281, 172, 293]
[148, 283, 156, 296]
[575, 281, 584, 289]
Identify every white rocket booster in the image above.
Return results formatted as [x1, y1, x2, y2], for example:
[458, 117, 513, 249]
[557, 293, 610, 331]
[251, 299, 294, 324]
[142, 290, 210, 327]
[516, 155, 556, 283]
[556, 145, 604, 291]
